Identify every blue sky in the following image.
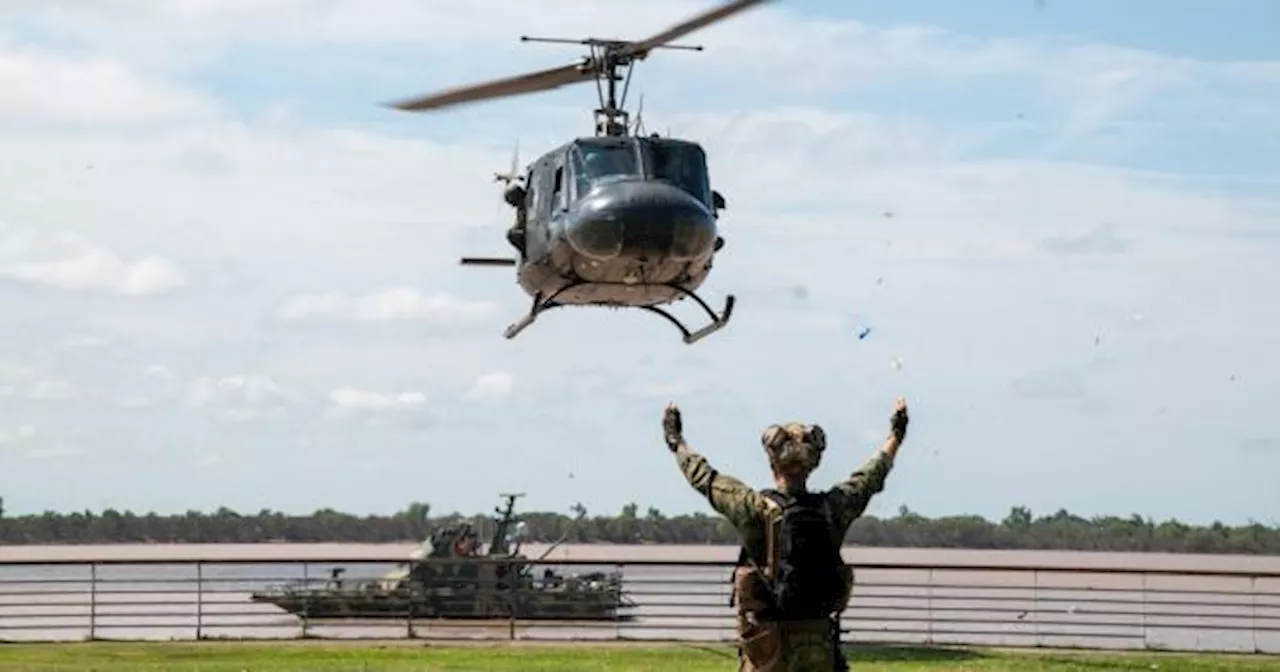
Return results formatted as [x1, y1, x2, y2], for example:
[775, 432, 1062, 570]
[824, 0, 1280, 61]
[1, 0, 1277, 526]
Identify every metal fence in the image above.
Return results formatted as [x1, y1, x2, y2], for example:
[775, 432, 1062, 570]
[1, 556, 1278, 654]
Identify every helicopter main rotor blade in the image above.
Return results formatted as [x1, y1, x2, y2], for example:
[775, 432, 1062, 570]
[387, 62, 595, 112]
[617, 0, 768, 59]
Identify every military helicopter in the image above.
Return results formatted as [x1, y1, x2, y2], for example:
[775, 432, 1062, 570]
[386, 0, 770, 344]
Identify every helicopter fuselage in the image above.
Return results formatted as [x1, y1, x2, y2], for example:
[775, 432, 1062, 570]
[467, 133, 735, 343]
[510, 135, 725, 307]
[394, 1, 766, 343]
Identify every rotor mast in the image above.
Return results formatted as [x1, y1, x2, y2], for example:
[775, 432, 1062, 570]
[384, 0, 769, 138]
[519, 37, 701, 137]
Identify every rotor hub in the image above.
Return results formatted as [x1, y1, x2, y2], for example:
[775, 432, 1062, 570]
[383, 0, 766, 138]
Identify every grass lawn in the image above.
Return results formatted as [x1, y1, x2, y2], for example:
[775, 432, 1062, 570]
[0, 641, 1277, 671]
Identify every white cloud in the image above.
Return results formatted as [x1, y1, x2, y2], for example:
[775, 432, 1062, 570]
[327, 387, 428, 412]
[186, 374, 293, 408]
[112, 365, 183, 408]
[0, 1, 747, 56]
[222, 407, 286, 424]
[279, 288, 499, 325]
[631, 380, 700, 399]
[26, 379, 74, 400]
[27, 445, 85, 460]
[12, 0, 1274, 142]
[0, 1, 1275, 522]
[0, 46, 216, 126]
[0, 361, 72, 401]
[464, 372, 513, 403]
[0, 226, 185, 295]
[144, 364, 179, 384]
[4, 425, 39, 444]
[55, 335, 111, 351]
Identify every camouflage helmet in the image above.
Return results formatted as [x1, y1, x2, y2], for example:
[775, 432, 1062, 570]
[761, 422, 826, 476]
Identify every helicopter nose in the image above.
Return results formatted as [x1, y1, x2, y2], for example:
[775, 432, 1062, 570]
[566, 181, 717, 262]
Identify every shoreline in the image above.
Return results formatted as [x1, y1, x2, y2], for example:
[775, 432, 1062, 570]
[1, 542, 1279, 573]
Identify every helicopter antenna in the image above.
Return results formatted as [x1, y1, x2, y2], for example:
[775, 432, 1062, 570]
[493, 139, 522, 186]
[632, 94, 646, 136]
[385, 0, 768, 138]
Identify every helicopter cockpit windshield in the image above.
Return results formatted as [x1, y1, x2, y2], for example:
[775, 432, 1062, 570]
[641, 139, 712, 208]
[572, 141, 640, 195]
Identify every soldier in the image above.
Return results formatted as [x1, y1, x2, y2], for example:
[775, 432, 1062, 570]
[504, 183, 529, 258]
[662, 397, 910, 672]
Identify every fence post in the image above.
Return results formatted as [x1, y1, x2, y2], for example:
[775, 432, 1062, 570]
[615, 563, 624, 643]
[406, 600, 416, 640]
[300, 562, 310, 639]
[925, 568, 934, 646]
[508, 564, 517, 641]
[88, 563, 98, 641]
[406, 567, 416, 642]
[1031, 569, 1040, 648]
[1140, 572, 1148, 650]
[195, 562, 204, 640]
[1251, 576, 1259, 654]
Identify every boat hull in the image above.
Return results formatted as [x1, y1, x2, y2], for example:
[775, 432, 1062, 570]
[250, 587, 634, 621]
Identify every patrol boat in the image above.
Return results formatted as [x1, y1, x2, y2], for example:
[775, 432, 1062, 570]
[250, 493, 634, 621]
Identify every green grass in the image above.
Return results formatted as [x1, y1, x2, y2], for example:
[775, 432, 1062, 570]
[0, 641, 1277, 671]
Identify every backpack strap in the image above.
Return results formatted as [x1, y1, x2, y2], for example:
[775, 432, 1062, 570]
[729, 491, 785, 613]
[758, 490, 785, 581]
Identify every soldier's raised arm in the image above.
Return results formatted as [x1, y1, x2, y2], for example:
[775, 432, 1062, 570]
[827, 397, 909, 532]
[663, 402, 768, 529]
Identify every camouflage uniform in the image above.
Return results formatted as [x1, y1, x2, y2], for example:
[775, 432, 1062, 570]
[671, 435, 895, 671]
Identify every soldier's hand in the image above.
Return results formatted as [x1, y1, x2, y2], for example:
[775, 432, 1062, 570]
[663, 402, 683, 451]
[890, 397, 909, 440]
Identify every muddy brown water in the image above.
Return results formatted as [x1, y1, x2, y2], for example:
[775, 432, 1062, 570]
[1, 544, 1277, 654]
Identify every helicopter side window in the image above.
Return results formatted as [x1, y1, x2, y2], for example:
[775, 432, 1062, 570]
[553, 165, 565, 211]
[647, 141, 711, 206]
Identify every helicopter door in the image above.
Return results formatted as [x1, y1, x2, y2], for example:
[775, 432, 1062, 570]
[531, 163, 552, 220]
[524, 162, 557, 258]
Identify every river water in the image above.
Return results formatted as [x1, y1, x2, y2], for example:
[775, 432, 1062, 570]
[0, 544, 1277, 654]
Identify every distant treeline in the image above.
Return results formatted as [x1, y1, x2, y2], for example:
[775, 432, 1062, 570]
[1, 496, 1277, 554]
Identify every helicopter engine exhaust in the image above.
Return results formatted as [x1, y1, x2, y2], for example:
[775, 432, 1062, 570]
[565, 180, 718, 262]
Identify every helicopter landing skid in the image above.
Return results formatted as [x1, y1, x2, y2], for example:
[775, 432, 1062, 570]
[642, 285, 736, 344]
[502, 283, 735, 345]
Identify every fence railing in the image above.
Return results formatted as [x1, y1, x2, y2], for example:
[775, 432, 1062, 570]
[1, 556, 1277, 654]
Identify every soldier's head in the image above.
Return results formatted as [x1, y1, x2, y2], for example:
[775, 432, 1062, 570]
[761, 422, 826, 485]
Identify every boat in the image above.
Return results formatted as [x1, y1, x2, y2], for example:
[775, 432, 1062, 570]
[249, 493, 634, 621]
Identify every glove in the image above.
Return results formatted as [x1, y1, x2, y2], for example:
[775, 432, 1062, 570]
[890, 397, 909, 440]
[663, 402, 683, 451]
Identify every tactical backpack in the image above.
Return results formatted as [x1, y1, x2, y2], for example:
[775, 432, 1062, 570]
[756, 489, 847, 620]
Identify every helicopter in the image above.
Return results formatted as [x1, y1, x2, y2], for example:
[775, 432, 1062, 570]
[385, 0, 771, 344]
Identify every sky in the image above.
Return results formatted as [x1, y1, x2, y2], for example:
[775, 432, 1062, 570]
[1, 0, 1277, 526]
